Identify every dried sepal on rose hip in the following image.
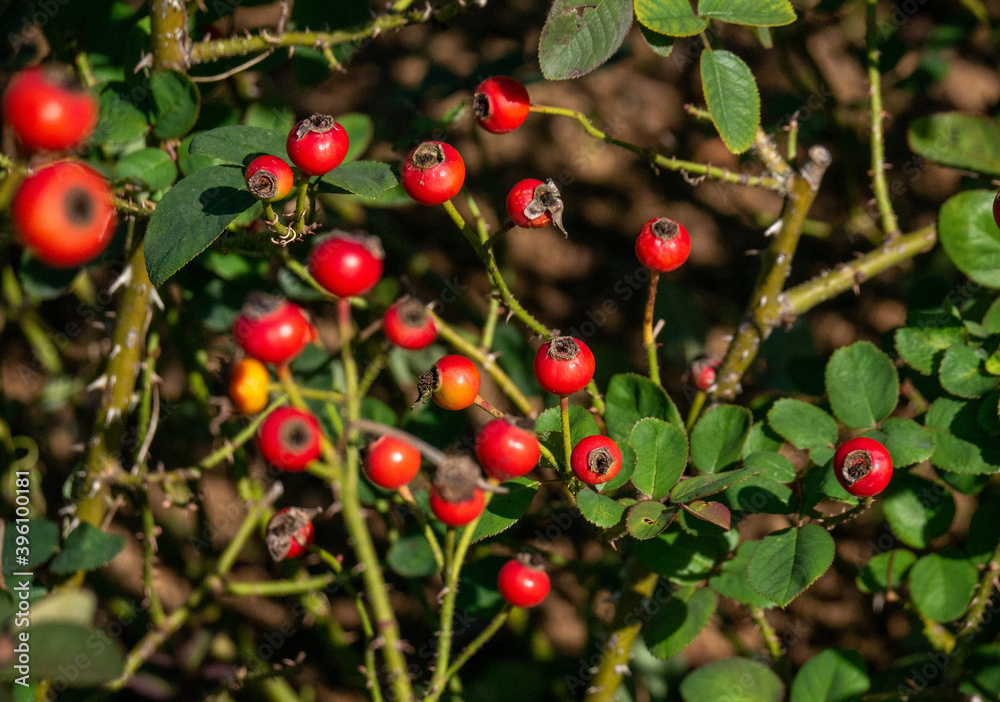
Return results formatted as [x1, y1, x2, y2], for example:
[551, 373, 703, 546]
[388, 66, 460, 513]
[497, 554, 551, 608]
[232, 292, 317, 366]
[833, 437, 893, 497]
[570, 435, 622, 485]
[383, 297, 437, 350]
[257, 407, 322, 472]
[286, 113, 349, 176]
[400, 141, 466, 206]
[415, 355, 481, 410]
[308, 231, 385, 298]
[635, 217, 691, 273]
[245, 155, 294, 201]
[473, 76, 530, 134]
[266, 506, 321, 561]
[506, 178, 567, 235]
[429, 455, 486, 526]
[533, 336, 595, 396]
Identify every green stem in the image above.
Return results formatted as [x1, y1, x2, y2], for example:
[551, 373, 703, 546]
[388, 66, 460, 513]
[529, 104, 786, 191]
[438, 605, 511, 684]
[263, 202, 294, 240]
[643, 271, 661, 385]
[281, 251, 336, 299]
[293, 178, 310, 234]
[944, 541, 1000, 681]
[112, 196, 155, 216]
[225, 573, 336, 597]
[150, 0, 188, 71]
[866, 0, 900, 239]
[480, 297, 502, 350]
[560, 396, 573, 475]
[197, 396, 287, 470]
[358, 353, 389, 398]
[685, 391, 707, 433]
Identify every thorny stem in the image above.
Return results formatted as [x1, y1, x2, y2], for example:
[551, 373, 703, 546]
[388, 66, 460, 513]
[748, 606, 787, 680]
[867, 0, 900, 239]
[199, 396, 287, 469]
[438, 605, 512, 684]
[474, 395, 505, 420]
[293, 178, 311, 235]
[263, 202, 294, 239]
[336, 298, 413, 700]
[560, 396, 573, 475]
[643, 271, 661, 385]
[529, 104, 787, 191]
[113, 196, 156, 216]
[944, 540, 1000, 681]
[150, 0, 188, 71]
[225, 573, 336, 597]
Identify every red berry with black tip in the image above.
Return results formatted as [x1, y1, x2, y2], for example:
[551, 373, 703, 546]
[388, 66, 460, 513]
[233, 293, 316, 366]
[473, 76, 530, 134]
[506, 178, 566, 234]
[400, 141, 465, 206]
[833, 436, 893, 497]
[417, 355, 481, 411]
[497, 557, 550, 608]
[570, 435, 622, 485]
[533, 336, 595, 396]
[308, 232, 384, 298]
[10, 161, 116, 267]
[286, 114, 349, 176]
[2, 65, 98, 152]
[635, 217, 691, 273]
[245, 155, 294, 201]
[383, 298, 437, 350]
[265, 507, 318, 560]
[475, 419, 540, 481]
[364, 435, 422, 489]
[257, 407, 322, 471]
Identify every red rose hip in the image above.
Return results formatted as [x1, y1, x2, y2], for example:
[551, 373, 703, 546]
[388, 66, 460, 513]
[429, 485, 485, 526]
[286, 114, 349, 176]
[232, 293, 316, 366]
[265, 507, 319, 560]
[473, 76, 530, 134]
[364, 435, 422, 489]
[497, 557, 550, 608]
[833, 436, 893, 497]
[635, 217, 691, 273]
[506, 178, 566, 234]
[418, 355, 481, 411]
[570, 435, 622, 485]
[2, 65, 98, 152]
[257, 407, 322, 472]
[533, 336, 595, 396]
[383, 298, 437, 350]
[245, 155, 294, 201]
[475, 419, 541, 481]
[400, 141, 465, 206]
[308, 232, 384, 298]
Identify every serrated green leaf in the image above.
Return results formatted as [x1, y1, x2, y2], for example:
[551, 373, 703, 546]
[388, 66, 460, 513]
[644, 586, 717, 658]
[680, 658, 784, 702]
[93, 83, 150, 146]
[767, 398, 838, 450]
[338, 113, 374, 162]
[748, 524, 835, 607]
[469, 477, 540, 543]
[576, 488, 627, 528]
[603, 439, 637, 491]
[49, 523, 126, 575]
[626, 500, 677, 539]
[824, 341, 899, 429]
[681, 500, 731, 529]
[940, 345, 998, 398]
[189, 124, 287, 165]
[926, 397, 1000, 474]
[882, 472, 955, 549]
[144, 166, 259, 285]
[318, 161, 398, 199]
[539, 0, 634, 80]
[983, 296, 1000, 334]
[671, 466, 761, 503]
[724, 452, 798, 515]
[698, 0, 795, 26]
[908, 553, 978, 622]
[856, 549, 916, 594]
[2, 519, 58, 575]
[908, 113, 1000, 176]
[635, 0, 706, 36]
[638, 24, 675, 55]
[895, 325, 966, 375]
[690, 405, 752, 472]
[940, 190, 1000, 289]
[628, 418, 688, 499]
[866, 417, 936, 467]
[386, 533, 438, 577]
[790, 649, 870, 702]
[149, 70, 200, 140]
[634, 527, 731, 584]
[710, 541, 775, 607]
[605, 373, 683, 441]
[116, 147, 177, 191]
[700, 50, 760, 154]
[536, 405, 600, 468]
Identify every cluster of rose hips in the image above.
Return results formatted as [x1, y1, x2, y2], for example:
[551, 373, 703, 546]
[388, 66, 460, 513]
[3, 66, 117, 268]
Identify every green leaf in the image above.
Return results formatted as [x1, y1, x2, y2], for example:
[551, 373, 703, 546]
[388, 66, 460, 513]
[318, 161, 398, 199]
[983, 296, 1000, 334]
[697, 0, 795, 26]
[671, 466, 761, 503]
[743, 421, 784, 457]
[576, 488, 627, 528]
[628, 417, 688, 499]
[116, 147, 178, 191]
[882, 472, 955, 549]
[724, 451, 798, 515]
[895, 325, 966, 375]
[644, 586, 717, 658]
[605, 373, 683, 441]
[386, 534, 438, 577]
[856, 549, 917, 594]
[940, 190, 1000, 289]
[536, 405, 600, 466]
[144, 166, 259, 285]
[926, 397, 1000, 474]
[681, 500, 731, 529]
[940, 345, 998, 398]
[626, 500, 677, 540]
[680, 658, 784, 702]
[93, 83, 150, 146]
[908, 553, 978, 622]
[339, 113, 374, 162]
[767, 398, 838, 450]
[189, 124, 287, 165]
[790, 649, 870, 702]
[824, 341, 899, 429]
[867, 417, 936, 467]
[634, 527, 731, 584]
[2, 519, 58, 575]
[690, 405, 752, 472]
[603, 439, 637, 491]
[635, 0, 706, 36]
[638, 24, 675, 55]
[539, 0, 634, 81]
[710, 541, 775, 607]
[700, 50, 760, 154]
[747, 524, 835, 607]
[49, 523, 126, 575]
[149, 70, 200, 140]
[4, 622, 124, 686]
[470, 477, 540, 543]
[907, 113, 1000, 176]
